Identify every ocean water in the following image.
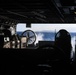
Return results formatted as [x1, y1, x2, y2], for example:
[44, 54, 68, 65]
[17, 31, 76, 48]
[17, 31, 76, 42]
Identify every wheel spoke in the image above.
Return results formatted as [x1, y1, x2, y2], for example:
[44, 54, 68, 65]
[29, 35, 35, 38]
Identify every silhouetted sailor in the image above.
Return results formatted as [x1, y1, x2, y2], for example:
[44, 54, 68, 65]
[55, 29, 72, 60]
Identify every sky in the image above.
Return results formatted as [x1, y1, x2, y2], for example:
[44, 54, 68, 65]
[16, 23, 76, 32]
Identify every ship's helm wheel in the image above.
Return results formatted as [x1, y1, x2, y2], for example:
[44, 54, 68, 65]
[21, 30, 36, 46]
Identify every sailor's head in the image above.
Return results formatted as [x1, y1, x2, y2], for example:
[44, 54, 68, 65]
[55, 29, 71, 38]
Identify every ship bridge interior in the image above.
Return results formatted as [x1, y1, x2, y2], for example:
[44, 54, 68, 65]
[0, 0, 75, 75]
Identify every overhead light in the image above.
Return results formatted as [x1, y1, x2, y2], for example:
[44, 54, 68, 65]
[74, 12, 76, 14]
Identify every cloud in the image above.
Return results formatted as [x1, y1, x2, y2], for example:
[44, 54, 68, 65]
[71, 36, 75, 52]
[35, 33, 44, 44]
[31, 24, 76, 32]
[35, 32, 55, 44]
[71, 36, 75, 59]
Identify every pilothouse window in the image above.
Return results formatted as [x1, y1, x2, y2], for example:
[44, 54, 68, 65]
[16, 23, 26, 32]
[16, 23, 76, 45]
[16, 23, 76, 54]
